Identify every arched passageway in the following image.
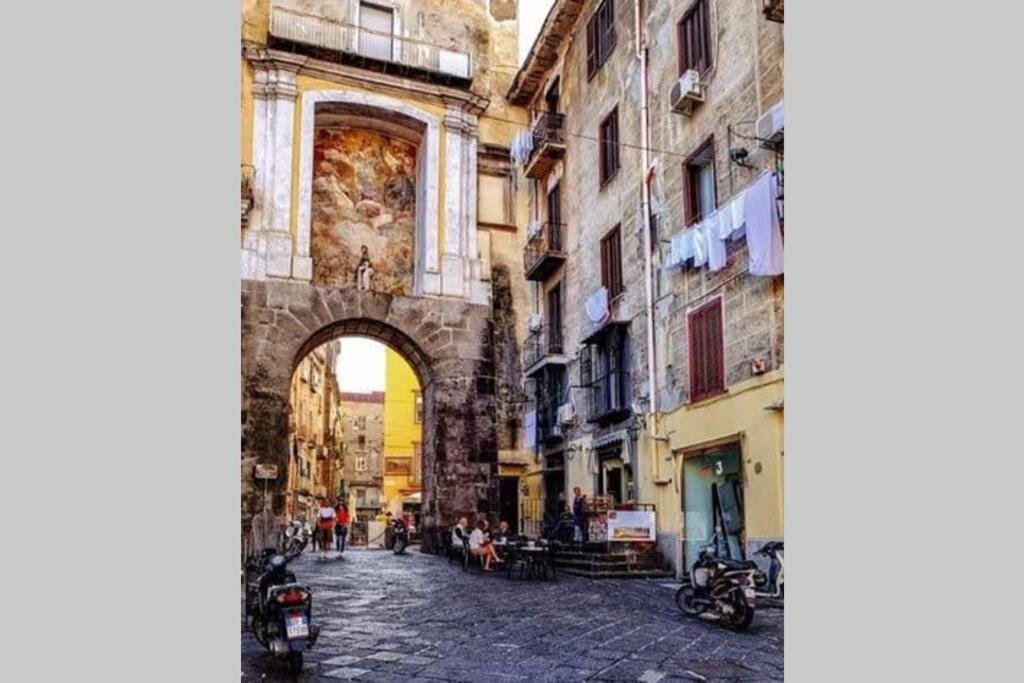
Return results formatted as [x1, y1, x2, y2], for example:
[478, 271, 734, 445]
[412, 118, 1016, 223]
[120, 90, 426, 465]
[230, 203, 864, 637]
[241, 280, 499, 552]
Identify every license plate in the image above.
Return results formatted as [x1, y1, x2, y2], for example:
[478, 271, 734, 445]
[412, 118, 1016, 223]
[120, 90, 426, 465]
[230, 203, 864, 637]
[285, 614, 309, 639]
[743, 588, 756, 600]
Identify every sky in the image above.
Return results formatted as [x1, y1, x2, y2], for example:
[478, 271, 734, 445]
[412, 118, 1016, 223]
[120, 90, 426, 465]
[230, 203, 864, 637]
[518, 0, 555, 67]
[336, 337, 386, 392]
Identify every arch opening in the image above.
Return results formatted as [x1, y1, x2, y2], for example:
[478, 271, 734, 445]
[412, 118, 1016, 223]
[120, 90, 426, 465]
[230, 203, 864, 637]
[286, 329, 427, 549]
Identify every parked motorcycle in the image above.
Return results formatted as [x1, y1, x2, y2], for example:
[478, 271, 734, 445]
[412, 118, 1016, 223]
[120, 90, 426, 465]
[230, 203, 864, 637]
[245, 546, 319, 674]
[392, 518, 408, 554]
[675, 541, 758, 630]
[280, 520, 309, 555]
[752, 541, 784, 604]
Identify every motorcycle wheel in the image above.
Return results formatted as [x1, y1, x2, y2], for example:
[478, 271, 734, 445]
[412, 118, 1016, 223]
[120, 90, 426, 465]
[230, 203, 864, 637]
[725, 588, 754, 630]
[674, 581, 702, 616]
[394, 539, 406, 554]
[287, 651, 303, 675]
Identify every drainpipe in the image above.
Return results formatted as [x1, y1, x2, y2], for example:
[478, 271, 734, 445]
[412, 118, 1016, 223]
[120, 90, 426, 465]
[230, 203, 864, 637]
[635, 0, 660, 483]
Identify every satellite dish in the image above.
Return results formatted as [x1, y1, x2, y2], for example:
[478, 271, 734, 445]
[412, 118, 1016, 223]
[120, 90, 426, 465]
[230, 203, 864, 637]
[585, 287, 610, 325]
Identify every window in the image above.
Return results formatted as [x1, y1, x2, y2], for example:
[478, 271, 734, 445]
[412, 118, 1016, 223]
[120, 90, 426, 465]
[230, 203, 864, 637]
[358, 2, 394, 61]
[586, 0, 617, 79]
[688, 298, 725, 401]
[600, 225, 624, 299]
[599, 107, 620, 186]
[413, 391, 423, 423]
[385, 458, 412, 475]
[580, 326, 630, 423]
[546, 282, 563, 353]
[678, 0, 712, 75]
[358, 434, 366, 448]
[356, 457, 368, 472]
[683, 137, 717, 226]
[355, 416, 366, 431]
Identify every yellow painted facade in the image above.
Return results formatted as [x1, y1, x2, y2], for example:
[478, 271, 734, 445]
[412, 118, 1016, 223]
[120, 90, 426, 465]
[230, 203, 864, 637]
[381, 348, 422, 515]
[642, 370, 785, 575]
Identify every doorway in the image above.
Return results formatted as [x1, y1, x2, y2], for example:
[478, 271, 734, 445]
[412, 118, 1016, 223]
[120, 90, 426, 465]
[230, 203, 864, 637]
[497, 476, 520, 534]
[542, 454, 565, 524]
[682, 443, 745, 568]
[596, 443, 632, 505]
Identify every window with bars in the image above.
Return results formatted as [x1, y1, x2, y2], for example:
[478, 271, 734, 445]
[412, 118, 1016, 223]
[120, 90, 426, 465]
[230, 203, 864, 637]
[678, 0, 712, 75]
[580, 326, 630, 423]
[688, 298, 725, 402]
[586, 0, 617, 79]
[599, 107, 620, 186]
[600, 225, 624, 300]
[546, 282, 563, 353]
[683, 137, 717, 226]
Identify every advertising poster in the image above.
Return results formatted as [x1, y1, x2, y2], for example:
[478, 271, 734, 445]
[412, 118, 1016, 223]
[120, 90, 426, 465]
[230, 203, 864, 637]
[606, 510, 656, 542]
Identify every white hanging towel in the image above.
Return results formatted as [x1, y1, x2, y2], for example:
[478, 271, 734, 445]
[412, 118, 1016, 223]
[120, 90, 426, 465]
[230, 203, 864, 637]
[669, 229, 695, 267]
[744, 172, 784, 276]
[730, 191, 746, 241]
[705, 220, 727, 272]
[691, 223, 708, 267]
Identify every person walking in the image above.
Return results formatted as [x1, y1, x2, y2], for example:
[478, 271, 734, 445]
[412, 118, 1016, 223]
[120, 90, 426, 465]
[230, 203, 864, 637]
[309, 513, 320, 553]
[334, 501, 349, 553]
[317, 498, 336, 555]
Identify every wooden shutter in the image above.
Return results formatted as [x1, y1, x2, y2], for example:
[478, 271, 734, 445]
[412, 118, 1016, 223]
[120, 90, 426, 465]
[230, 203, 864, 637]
[601, 225, 623, 298]
[586, 15, 598, 78]
[601, 0, 616, 64]
[547, 283, 562, 352]
[609, 109, 619, 177]
[688, 298, 725, 401]
[679, 0, 710, 74]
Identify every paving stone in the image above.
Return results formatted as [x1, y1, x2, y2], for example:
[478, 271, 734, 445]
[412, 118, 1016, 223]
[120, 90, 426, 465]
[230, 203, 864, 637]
[242, 550, 783, 682]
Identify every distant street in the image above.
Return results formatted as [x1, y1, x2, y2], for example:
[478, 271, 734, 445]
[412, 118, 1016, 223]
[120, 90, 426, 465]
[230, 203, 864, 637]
[241, 548, 784, 682]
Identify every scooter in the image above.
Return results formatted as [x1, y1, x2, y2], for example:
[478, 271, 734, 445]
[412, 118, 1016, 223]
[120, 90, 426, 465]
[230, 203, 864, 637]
[280, 520, 309, 555]
[675, 541, 758, 630]
[392, 518, 408, 554]
[245, 546, 320, 674]
[752, 541, 784, 605]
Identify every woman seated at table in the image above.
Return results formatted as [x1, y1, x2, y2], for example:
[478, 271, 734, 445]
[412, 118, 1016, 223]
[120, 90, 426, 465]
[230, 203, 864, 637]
[468, 520, 500, 571]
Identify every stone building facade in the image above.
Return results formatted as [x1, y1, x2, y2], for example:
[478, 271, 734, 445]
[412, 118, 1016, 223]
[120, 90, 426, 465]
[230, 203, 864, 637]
[509, 0, 784, 574]
[337, 390, 385, 519]
[286, 342, 342, 521]
[240, 0, 537, 552]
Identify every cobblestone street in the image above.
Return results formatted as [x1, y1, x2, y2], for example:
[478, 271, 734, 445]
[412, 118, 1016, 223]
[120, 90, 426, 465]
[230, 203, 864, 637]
[242, 548, 783, 682]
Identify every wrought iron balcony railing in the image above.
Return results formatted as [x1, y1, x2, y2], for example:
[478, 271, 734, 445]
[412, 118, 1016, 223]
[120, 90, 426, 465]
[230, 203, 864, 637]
[524, 222, 566, 281]
[585, 368, 632, 424]
[269, 6, 472, 83]
[524, 112, 567, 179]
[523, 325, 565, 373]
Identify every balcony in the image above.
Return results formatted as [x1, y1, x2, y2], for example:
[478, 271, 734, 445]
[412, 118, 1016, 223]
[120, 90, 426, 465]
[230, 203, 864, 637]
[580, 323, 632, 425]
[268, 6, 473, 87]
[524, 222, 566, 281]
[585, 368, 631, 424]
[534, 381, 565, 445]
[524, 113, 567, 179]
[523, 325, 568, 377]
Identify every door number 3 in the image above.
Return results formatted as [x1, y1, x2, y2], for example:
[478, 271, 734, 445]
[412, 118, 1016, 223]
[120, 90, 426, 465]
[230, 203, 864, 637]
[714, 461, 724, 475]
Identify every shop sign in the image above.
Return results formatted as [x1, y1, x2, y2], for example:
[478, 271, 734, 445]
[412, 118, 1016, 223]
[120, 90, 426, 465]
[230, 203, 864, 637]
[254, 464, 278, 480]
[606, 510, 656, 542]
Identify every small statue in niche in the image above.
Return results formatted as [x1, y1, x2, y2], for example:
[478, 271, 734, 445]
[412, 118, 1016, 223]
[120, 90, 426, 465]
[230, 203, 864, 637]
[355, 245, 374, 291]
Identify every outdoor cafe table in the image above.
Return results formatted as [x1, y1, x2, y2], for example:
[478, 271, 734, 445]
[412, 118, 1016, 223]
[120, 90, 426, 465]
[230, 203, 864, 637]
[499, 542, 554, 581]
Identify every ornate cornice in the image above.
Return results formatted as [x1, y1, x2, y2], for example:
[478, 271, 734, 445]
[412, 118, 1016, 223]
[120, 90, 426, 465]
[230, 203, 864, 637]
[245, 47, 490, 116]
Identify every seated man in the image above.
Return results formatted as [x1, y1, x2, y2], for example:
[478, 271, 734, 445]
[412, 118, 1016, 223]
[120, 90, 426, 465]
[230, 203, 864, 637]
[468, 520, 500, 571]
[492, 520, 513, 544]
[451, 516, 469, 549]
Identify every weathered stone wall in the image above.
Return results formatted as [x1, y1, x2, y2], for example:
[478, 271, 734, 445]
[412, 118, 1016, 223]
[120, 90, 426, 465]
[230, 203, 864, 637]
[645, 0, 785, 409]
[241, 279, 499, 552]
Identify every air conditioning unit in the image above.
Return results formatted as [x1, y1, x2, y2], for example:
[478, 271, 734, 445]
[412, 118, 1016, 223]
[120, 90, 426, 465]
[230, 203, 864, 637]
[670, 70, 705, 116]
[756, 100, 784, 149]
[528, 314, 543, 332]
[558, 403, 576, 425]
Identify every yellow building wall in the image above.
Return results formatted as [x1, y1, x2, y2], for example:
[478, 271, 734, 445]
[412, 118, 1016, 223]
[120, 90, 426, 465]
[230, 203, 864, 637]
[382, 348, 422, 514]
[646, 370, 785, 573]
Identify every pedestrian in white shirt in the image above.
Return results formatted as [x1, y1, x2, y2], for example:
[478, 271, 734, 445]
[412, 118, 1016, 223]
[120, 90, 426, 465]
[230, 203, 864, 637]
[317, 499, 336, 555]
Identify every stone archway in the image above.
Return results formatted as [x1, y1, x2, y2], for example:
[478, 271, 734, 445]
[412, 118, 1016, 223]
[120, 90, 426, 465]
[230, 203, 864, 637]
[241, 279, 498, 552]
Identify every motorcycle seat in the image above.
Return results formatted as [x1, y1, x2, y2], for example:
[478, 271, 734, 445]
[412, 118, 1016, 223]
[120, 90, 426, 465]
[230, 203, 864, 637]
[718, 558, 759, 571]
